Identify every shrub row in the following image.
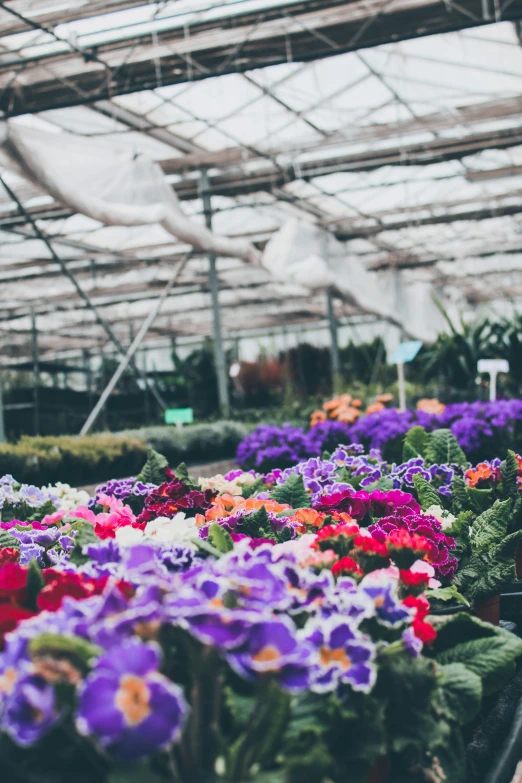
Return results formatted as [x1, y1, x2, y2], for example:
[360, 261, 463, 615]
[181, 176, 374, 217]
[0, 421, 249, 486]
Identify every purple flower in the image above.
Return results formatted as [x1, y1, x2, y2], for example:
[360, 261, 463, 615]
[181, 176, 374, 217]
[77, 640, 187, 759]
[402, 627, 423, 658]
[227, 617, 312, 692]
[360, 582, 412, 627]
[3, 674, 58, 746]
[304, 617, 376, 694]
[18, 485, 48, 508]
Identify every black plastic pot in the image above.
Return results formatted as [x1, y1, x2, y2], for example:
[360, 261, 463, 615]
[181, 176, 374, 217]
[500, 584, 522, 627]
[482, 691, 522, 783]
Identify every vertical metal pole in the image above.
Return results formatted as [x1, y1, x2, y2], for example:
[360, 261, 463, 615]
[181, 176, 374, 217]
[397, 362, 406, 411]
[31, 307, 40, 435]
[83, 349, 93, 408]
[200, 170, 230, 417]
[326, 288, 341, 392]
[0, 373, 5, 443]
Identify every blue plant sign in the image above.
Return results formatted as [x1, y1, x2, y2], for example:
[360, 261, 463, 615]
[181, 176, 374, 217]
[164, 408, 194, 425]
[389, 340, 423, 365]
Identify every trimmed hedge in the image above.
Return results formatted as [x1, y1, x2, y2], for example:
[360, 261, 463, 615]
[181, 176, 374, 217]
[0, 422, 248, 486]
[121, 421, 248, 468]
[0, 434, 147, 487]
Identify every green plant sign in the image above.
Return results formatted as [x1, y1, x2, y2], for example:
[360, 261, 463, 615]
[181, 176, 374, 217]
[164, 407, 194, 425]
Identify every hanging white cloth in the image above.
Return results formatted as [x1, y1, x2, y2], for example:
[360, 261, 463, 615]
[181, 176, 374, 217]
[0, 122, 260, 265]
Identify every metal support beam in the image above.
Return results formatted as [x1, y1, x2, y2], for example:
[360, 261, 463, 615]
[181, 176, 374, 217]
[0, 374, 5, 443]
[326, 288, 341, 392]
[0, 174, 167, 412]
[80, 255, 190, 435]
[200, 171, 230, 417]
[30, 307, 40, 436]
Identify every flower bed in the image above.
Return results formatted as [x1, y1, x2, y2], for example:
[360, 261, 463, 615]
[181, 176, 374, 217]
[1, 430, 522, 782]
[237, 399, 522, 470]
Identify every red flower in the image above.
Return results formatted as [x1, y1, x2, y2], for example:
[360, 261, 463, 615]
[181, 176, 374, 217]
[399, 570, 430, 587]
[386, 530, 433, 568]
[0, 547, 20, 567]
[402, 593, 430, 621]
[353, 535, 389, 558]
[412, 617, 437, 646]
[0, 604, 35, 649]
[331, 557, 363, 578]
[0, 563, 27, 605]
[38, 571, 109, 612]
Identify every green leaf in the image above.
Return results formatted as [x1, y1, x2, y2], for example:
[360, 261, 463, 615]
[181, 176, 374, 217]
[501, 450, 520, 499]
[241, 477, 265, 499]
[451, 477, 494, 515]
[0, 529, 19, 549]
[435, 630, 522, 686]
[224, 686, 257, 732]
[241, 505, 272, 539]
[470, 498, 512, 553]
[454, 529, 522, 601]
[445, 510, 472, 561]
[172, 461, 200, 490]
[403, 426, 430, 461]
[25, 558, 44, 611]
[364, 476, 395, 491]
[412, 472, 442, 511]
[208, 522, 234, 553]
[29, 633, 102, 673]
[136, 448, 169, 485]
[437, 663, 482, 724]
[271, 473, 311, 509]
[67, 520, 99, 566]
[425, 585, 470, 607]
[108, 766, 167, 783]
[192, 538, 222, 558]
[426, 428, 468, 468]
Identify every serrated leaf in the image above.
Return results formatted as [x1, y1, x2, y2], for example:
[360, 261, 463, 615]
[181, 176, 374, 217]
[0, 529, 20, 549]
[435, 632, 522, 685]
[412, 472, 442, 511]
[454, 529, 522, 601]
[438, 663, 482, 724]
[501, 450, 520, 500]
[224, 686, 256, 732]
[426, 429, 468, 468]
[136, 448, 168, 485]
[240, 505, 272, 539]
[271, 473, 310, 509]
[208, 522, 234, 553]
[403, 426, 430, 461]
[445, 510, 472, 561]
[25, 558, 44, 611]
[172, 461, 200, 490]
[425, 585, 470, 607]
[470, 498, 512, 553]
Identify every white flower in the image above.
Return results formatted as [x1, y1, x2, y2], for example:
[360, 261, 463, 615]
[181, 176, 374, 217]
[50, 481, 90, 510]
[144, 513, 198, 543]
[115, 526, 145, 546]
[198, 472, 257, 496]
[424, 505, 456, 530]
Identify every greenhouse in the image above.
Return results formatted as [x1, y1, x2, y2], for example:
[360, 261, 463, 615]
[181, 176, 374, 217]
[3, 1, 522, 782]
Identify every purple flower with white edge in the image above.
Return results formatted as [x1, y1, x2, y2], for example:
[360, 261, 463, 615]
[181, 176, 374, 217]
[19, 485, 49, 508]
[402, 627, 423, 658]
[3, 674, 58, 746]
[359, 578, 412, 628]
[303, 616, 376, 694]
[77, 639, 187, 760]
[227, 617, 312, 692]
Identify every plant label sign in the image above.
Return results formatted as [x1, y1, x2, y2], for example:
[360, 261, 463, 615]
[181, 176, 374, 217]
[165, 408, 194, 426]
[389, 340, 423, 365]
[477, 359, 509, 402]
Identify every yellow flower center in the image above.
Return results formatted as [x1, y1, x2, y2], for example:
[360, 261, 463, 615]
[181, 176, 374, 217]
[0, 667, 17, 695]
[319, 646, 351, 671]
[252, 645, 281, 669]
[115, 674, 152, 727]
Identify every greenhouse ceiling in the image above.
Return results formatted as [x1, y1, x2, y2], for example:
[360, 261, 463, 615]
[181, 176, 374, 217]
[0, 0, 522, 364]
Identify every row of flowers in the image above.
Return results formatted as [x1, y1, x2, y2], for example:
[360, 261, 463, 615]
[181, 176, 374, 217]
[238, 398, 522, 470]
[0, 427, 522, 782]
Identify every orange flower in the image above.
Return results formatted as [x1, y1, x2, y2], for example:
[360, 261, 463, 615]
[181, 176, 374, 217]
[310, 409, 327, 427]
[376, 393, 393, 403]
[416, 398, 445, 415]
[204, 494, 291, 523]
[331, 512, 355, 524]
[465, 463, 493, 488]
[292, 509, 325, 528]
[365, 401, 385, 415]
